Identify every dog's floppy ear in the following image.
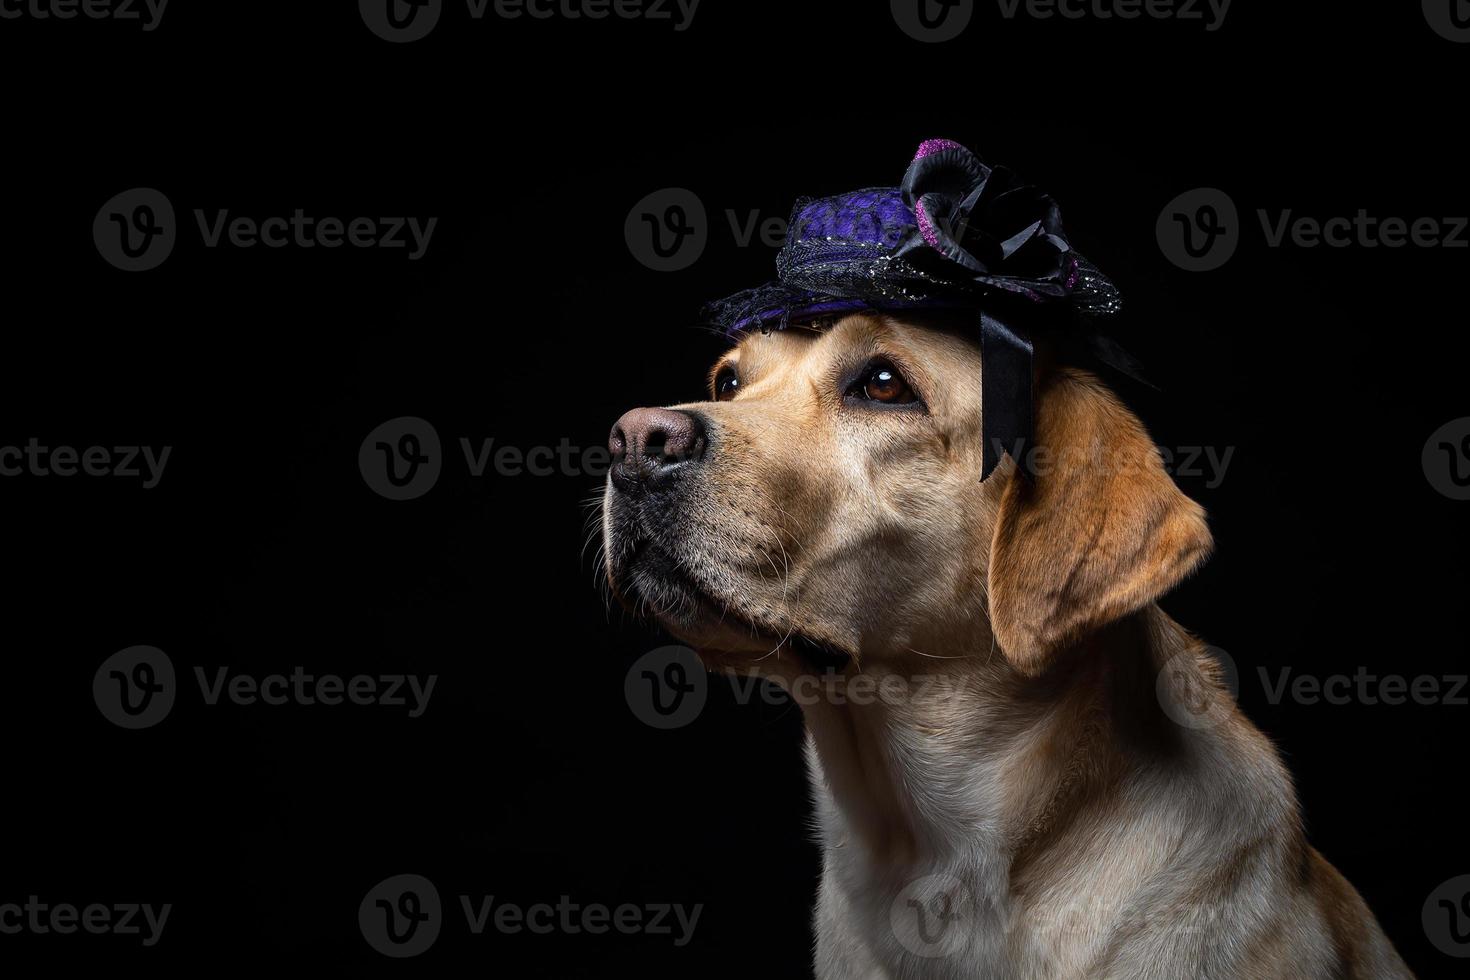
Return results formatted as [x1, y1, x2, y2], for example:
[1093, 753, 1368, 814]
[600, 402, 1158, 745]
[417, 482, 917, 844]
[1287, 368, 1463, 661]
[987, 368, 1213, 676]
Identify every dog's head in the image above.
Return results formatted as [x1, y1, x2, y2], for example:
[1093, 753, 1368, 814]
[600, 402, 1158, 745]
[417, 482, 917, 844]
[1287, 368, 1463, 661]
[601, 313, 1211, 676]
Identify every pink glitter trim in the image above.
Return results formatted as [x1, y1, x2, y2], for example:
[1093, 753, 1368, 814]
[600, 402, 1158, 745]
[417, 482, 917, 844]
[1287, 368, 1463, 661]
[916, 197, 941, 248]
[914, 138, 963, 160]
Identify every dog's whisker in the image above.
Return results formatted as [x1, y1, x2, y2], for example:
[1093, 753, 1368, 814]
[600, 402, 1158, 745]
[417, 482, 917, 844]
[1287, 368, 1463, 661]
[905, 646, 973, 661]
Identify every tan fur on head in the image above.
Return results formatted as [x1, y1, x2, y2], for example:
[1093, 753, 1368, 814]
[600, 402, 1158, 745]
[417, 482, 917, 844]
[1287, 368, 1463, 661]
[988, 369, 1214, 675]
[603, 313, 1210, 675]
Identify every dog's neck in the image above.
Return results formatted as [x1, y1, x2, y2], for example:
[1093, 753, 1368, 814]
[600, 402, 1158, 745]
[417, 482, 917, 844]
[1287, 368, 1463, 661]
[784, 610, 1181, 878]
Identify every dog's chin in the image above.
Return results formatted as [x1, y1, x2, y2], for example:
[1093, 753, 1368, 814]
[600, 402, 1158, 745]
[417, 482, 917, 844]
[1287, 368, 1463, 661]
[609, 542, 849, 673]
[611, 543, 779, 655]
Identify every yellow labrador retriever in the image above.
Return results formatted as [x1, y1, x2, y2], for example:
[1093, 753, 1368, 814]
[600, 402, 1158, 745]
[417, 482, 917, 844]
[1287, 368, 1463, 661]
[601, 312, 1413, 979]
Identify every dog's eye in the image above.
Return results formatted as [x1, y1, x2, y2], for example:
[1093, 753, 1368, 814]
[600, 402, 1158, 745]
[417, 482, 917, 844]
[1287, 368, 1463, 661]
[848, 359, 918, 406]
[714, 366, 740, 402]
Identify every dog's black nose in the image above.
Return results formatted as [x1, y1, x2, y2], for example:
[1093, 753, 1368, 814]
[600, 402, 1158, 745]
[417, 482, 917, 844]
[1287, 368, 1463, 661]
[609, 408, 706, 490]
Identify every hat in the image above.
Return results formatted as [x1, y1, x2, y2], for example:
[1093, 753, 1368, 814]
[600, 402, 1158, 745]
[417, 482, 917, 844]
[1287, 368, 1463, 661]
[701, 139, 1137, 480]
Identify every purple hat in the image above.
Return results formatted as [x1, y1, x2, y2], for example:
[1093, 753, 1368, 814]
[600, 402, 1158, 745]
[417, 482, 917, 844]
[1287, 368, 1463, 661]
[701, 139, 1133, 480]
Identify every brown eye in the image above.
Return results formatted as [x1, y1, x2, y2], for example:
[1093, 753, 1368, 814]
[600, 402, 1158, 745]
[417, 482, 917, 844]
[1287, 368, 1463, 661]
[849, 359, 917, 405]
[714, 366, 740, 401]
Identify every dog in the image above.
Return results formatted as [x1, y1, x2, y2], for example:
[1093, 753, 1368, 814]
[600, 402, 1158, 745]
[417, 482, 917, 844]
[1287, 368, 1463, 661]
[600, 312, 1414, 978]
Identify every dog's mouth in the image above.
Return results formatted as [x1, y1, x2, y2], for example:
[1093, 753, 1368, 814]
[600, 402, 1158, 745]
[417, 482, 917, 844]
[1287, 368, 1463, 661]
[615, 536, 731, 628]
[609, 529, 850, 672]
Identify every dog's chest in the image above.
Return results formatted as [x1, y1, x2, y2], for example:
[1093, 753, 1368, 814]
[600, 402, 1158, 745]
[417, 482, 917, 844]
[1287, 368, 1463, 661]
[815, 837, 1128, 980]
[809, 761, 1122, 980]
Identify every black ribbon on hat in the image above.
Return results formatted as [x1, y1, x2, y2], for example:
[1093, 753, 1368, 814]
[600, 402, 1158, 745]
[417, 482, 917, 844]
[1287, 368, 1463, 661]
[978, 313, 1035, 480]
[897, 140, 1087, 481]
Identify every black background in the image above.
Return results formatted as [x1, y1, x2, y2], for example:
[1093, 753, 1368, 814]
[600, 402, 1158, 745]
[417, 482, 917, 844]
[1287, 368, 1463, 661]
[1, 1, 1467, 976]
